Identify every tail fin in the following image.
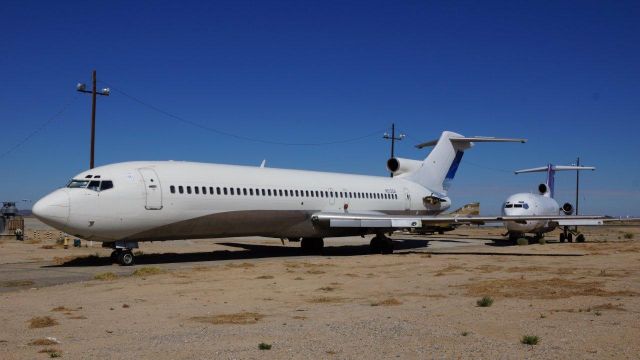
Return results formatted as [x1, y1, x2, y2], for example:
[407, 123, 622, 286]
[515, 164, 595, 198]
[406, 131, 526, 194]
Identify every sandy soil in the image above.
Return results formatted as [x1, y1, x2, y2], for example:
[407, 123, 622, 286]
[0, 220, 639, 359]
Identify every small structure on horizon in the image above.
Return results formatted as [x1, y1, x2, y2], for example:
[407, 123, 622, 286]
[1, 202, 24, 240]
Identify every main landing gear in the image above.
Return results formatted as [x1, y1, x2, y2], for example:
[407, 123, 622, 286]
[370, 234, 394, 254]
[104, 241, 139, 266]
[300, 238, 324, 254]
[559, 226, 586, 243]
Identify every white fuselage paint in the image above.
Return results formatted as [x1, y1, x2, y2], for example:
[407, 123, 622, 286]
[34, 161, 451, 243]
[502, 192, 560, 235]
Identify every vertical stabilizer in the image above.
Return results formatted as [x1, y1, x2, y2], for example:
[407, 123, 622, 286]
[407, 132, 526, 194]
[515, 164, 595, 198]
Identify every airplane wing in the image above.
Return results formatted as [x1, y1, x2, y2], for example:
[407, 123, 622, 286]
[311, 212, 615, 229]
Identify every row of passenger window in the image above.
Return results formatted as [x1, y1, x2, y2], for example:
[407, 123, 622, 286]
[169, 185, 398, 200]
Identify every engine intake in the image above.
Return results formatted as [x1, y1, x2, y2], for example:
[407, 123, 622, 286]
[538, 183, 548, 195]
[387, 157, 423, 176]
[562, 202, 573, 215]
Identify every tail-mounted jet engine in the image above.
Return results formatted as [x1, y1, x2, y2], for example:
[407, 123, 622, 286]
[387, 157, 423, 177]
[538, 183, 548, 195]
[561, 202, 574, 215]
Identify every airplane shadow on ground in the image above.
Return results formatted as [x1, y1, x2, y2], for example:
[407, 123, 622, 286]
[46, 238, 431, 267]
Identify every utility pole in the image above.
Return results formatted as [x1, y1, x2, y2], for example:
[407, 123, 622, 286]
[575, 157, 580, 232]
[77, 70, 110, 169]
[383, 123, 405, 177]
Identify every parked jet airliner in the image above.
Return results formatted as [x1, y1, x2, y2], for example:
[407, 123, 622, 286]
[32, 131, 605, 265]
[502, 163, 603, 242]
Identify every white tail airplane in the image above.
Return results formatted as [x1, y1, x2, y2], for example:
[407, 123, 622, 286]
[502, 164, 604, 242]
[32, 131, 605, 265]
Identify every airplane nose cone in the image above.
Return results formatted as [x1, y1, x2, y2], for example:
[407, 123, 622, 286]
[32, 189, 70, 230]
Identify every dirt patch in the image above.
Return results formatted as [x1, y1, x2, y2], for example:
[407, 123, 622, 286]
[28, 316, 58, 329]
[306, 269, 326, 275]
[462, 277, 638, 299]
[191, 312, 265, 325]
[317, 286, 338, 292]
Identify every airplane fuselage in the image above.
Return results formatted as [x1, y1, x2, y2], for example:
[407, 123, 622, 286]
[502, 192, 560, 235]
[33, 161, 451, 243]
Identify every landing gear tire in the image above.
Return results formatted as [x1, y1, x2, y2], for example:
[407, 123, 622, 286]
[301, 238, 324, 254]
[370, 235, 394, 254]
[110, 251, 118, 263]
[576, 234, 585, 243]
[567, 233, 573, 243]
[559, 233, 566, 243]
[117, 250, 135, 266]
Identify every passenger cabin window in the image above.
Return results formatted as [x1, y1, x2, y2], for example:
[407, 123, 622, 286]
[187, 186, 192, 194]
[202, 187, 207, 194]
[195, 187, 199, 194]
[170, 185, 176, 194]
[179, 186, 184, 194]
[230, 188, 234, 195]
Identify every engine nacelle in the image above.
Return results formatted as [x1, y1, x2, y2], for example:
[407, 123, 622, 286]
[561, 202, 574, 215]
[538, 183, 548, 195]
[386, 157, 423, 176]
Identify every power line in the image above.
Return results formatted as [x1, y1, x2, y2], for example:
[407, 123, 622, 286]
[0, 96, 80, 160]
[101, 81, 385, 146]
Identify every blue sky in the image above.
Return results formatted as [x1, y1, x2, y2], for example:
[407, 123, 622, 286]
[1, 0, 638, 215]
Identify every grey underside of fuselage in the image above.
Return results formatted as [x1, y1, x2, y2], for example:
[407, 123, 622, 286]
[120, 209, 437, 243]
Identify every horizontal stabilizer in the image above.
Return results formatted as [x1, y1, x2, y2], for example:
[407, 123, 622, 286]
[515, 165, 595, 174]
[415, 136, 526, 149]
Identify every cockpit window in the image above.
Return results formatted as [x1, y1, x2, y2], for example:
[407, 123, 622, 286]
[505, 204, 513, 208]
[88, 181, 101, 191]
[100, 181, 113, 191]
[513, 204, 523, 208]
[523, 203, 529, 209]
[67, 180, 90, 188]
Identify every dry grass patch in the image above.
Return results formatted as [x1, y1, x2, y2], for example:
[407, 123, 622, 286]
[475, 265, 504, 273]
[28, 338, 59, 346]
[132, 266, 166, 277]
[306, 269, 326, 275]
[225, 262, 255, 269]
[191, 312, 265, 325]
[68, 315, 87, 320]
[318, 286, 337, 292]
[592, 303, 626, 311]
[94, 272, 118, 281]
[505, 266, 549, 273]
[308, 296, 344, 304]
[1, 280, 34, 287]
[434, 264, 464, 276]
[371, 298, 402, 306]
[256, 275, 274, 279]
[38, 348, 62, 357]
[292, 315, 307, 320]
[50, 306, 74, 312]
[28, 316, 58, 329]
[463, 277, 638, 299]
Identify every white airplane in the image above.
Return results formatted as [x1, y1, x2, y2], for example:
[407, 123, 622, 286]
[32, 131, 606, 265]
[502, 164, 599, 242]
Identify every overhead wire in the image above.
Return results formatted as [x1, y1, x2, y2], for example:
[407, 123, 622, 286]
[101, 81, 386, 146]
[0, 95, 80, 160]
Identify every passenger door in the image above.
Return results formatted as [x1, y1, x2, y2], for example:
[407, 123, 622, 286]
[138, 168, 163, 210]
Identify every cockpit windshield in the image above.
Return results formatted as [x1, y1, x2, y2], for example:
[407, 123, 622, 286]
[67, 180, 90, 188]
[66, 179, 114, 191]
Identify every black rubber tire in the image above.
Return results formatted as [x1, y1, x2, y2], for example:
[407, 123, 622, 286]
[369, 236, 382, 254]
[301, 238, 323, 254]
[559, 233, 565, 243]
[567, 233, 573, 243]
[110, 251, 119, 263]
[576, 234, 585, 243]
[118, 251, 135, 266]
[380, 237, 394, 254]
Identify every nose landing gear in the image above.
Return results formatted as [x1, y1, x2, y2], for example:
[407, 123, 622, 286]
[104, 241, 139, 266]
[560, 226, 586, 243]
[370, 234, 394, 254]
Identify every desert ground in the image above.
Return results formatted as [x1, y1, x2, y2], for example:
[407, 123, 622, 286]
[1, 219, 639, 359]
